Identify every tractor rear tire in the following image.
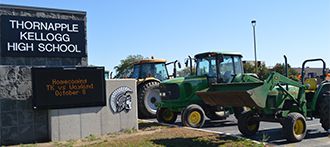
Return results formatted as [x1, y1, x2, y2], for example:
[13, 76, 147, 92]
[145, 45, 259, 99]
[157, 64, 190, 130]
[156, 108, 178, 124]
[238, 111, 260, 136]
[138, 81, 160, 118]
[182, 104, 206, 128]
[318, 94, 330, 131]
[283, 112, 307, 142]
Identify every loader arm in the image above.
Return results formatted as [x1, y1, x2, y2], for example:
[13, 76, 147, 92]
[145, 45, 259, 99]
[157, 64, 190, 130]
[197, 72, 306, 109]
[266, 72, 306, 105]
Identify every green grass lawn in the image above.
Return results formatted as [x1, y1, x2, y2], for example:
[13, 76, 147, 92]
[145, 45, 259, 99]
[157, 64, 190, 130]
[19, 122, 263, 147]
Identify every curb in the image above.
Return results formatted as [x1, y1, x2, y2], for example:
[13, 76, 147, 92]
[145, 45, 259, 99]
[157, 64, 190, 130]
[139, 119, 266, 145]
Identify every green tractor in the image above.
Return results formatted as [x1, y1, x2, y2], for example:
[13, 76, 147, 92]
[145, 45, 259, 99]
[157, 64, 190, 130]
[115, 58, 180, 118]
[156, 52, 248, 128]
[197, 57, 330, 142]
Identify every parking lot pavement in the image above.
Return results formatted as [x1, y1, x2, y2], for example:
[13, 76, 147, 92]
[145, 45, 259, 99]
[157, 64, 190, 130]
[147, 115, 330, 147]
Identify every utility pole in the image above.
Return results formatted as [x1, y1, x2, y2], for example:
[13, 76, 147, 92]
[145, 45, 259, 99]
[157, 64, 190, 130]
[251, 20, 258, 73]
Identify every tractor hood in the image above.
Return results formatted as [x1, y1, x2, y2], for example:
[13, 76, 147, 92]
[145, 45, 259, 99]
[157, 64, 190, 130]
[159, 76, 209, 101]
[162, 76, 208, 86]
[162, 77, 185, 84]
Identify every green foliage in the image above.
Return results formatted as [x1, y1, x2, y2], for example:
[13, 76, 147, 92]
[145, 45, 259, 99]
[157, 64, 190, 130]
[244, 62, 299, 81]
[271, 63, 299, 81]
[122, 128, 138, 134]
[19, 144, 37, 147]
[257, 64, 271, 80]
[177, 67, 196, 77]
[243, 62, 270, 80]
[53, 140, 75, 147]
[261, 133, 270, 142]
[84, 134, 99, 142]
[114, 54, 145, 77]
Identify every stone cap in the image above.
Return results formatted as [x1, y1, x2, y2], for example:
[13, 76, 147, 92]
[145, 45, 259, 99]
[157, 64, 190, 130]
[0, 4, 86, 15]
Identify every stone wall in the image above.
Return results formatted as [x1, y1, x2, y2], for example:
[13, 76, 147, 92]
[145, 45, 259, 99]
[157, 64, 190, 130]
[0, 99, 49, 144]
[0, 66, 49, 145]
[49, 80, 138, 141]
[0, 66, 31, 100]
[0, 4, 88, 145]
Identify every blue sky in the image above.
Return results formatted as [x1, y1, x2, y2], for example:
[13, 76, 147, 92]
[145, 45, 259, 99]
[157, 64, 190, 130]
[1, 0, 330, 72]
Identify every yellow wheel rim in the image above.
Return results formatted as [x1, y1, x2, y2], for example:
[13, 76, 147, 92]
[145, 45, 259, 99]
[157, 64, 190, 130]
[163, 110, 174, 121]
[294, 119, 304, 135]
[188, 111, 201, 125]
[247, 124, 257, 131]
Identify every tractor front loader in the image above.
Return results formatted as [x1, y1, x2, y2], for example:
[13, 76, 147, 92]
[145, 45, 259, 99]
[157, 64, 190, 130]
[197, 58, 330, 142]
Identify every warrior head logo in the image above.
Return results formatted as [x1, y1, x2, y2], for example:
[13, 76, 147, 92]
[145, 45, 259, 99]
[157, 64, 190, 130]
[110, 86, 133, 113]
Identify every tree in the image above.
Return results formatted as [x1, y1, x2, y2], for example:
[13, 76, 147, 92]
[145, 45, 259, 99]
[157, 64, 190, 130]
[243, 62, 270, 80]
[114, 55, 145, 77]
[177, 67, 196, 77]
[243, 62, 299, 81]
[271, 63, 299, 81]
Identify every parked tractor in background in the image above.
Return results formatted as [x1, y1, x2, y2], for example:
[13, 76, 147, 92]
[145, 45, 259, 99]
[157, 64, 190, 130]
[326, 72, 330, 81]
[197, 57, 330, 142]
[115, 58, 180, 118]
[156, 52, 248, 128]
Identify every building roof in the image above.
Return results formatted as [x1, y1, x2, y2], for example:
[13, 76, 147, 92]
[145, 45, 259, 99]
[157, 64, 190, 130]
[292, 67, 330, 76]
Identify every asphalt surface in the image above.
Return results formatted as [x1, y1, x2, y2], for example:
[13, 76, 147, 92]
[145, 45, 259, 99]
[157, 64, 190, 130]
[146, 115, 330, 147]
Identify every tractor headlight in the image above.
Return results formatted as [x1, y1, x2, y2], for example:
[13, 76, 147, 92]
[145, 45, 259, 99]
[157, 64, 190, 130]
[159, 83, 180, 100]
[160, 92, 166, 97]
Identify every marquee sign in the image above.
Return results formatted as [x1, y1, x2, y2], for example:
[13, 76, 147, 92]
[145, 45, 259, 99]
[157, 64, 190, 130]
[0, 15, 86, 57]
[32, 67, 105, 109]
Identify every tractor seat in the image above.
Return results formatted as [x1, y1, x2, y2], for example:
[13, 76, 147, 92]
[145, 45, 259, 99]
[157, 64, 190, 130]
[304, 78, 318, 92]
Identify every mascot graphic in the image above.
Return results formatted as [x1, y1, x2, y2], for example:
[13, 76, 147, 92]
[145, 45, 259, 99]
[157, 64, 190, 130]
[110, 86, 133, 113]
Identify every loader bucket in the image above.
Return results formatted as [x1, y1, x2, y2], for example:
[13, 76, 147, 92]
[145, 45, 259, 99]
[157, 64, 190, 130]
[196, 82, 268, 109]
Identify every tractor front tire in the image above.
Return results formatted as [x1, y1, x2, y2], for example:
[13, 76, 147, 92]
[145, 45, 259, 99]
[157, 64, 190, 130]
[318, 93, 330, 131]
[182, 104, 206, 128]
[138, 81, 160, 118]
[156, 108, 178, 124]
[233, 107, 246, 120]
[205, 110, 227, 120]
[238, 111, 260, 136]
[283, 112, 307, 142]
[205, 106, 227, 120]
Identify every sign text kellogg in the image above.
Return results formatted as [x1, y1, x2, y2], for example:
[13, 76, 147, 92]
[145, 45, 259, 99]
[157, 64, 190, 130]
[0, 15, 86, 57]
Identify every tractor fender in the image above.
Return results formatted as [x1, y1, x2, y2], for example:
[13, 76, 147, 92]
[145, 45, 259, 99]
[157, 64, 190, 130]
[137, 78, 161, 87]
[311, 81, 330, 113]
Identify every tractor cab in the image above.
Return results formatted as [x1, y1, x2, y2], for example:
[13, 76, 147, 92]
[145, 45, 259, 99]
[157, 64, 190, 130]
[131, 59, 169, 81]
[194, 52, 244, 84]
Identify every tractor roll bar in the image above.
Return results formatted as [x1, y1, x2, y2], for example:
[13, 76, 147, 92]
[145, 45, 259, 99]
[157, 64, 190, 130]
[301, 58, 327, 84]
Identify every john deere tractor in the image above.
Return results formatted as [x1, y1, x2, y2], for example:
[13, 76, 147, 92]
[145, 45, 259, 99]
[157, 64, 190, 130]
[197, 57, 330, 142]
[156, 52, 247, 128]
[115, 58, 180, 118]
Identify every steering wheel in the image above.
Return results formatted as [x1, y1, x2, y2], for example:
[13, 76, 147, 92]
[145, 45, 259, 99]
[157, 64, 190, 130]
[230, 74, 237, 83]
